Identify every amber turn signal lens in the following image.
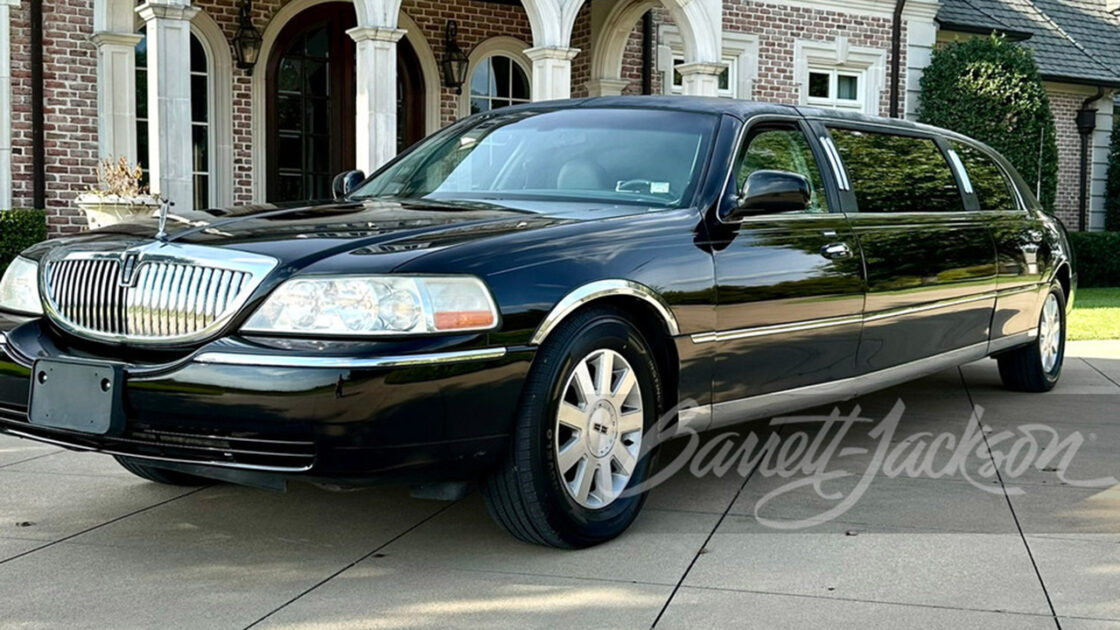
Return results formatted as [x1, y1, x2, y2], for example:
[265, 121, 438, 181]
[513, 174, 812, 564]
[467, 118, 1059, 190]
[434, 311, 496, 331]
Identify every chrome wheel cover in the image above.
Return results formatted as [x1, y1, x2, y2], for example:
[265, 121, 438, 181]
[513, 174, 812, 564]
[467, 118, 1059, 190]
[1038, 292, 1062, 373]
[554, 349, 644, 509]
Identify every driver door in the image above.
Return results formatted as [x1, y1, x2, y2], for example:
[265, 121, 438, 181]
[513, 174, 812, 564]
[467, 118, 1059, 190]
[706, 117, 865, 425]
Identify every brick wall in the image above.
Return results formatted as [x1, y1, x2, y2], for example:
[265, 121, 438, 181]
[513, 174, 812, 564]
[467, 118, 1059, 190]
[723, 0, 903, 117]
[9, 0, 99, 234]
[1048, 89, 1086, 229]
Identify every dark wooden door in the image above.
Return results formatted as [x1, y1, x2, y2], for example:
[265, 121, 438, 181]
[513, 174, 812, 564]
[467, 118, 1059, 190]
[266, 3, 356, 202]
[397, 37, 426, 152]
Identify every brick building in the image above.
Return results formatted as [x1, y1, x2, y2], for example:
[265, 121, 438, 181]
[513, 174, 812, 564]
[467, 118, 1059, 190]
[0, 0, 1116, 236]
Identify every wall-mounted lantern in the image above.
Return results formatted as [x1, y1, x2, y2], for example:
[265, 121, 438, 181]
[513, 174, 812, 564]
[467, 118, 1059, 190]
[441, 20, 470, 94]
[233, 0, 263, 73]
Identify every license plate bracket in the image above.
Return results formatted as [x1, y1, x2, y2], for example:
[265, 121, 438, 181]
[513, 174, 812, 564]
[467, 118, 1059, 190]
[28, 358, 125, 435]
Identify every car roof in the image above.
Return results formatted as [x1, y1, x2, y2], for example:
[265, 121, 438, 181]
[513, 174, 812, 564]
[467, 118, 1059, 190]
[514, 95, 971, 142]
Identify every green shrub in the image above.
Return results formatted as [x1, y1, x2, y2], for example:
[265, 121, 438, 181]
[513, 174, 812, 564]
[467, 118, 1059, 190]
[1069, 231, 1120, 288]
[919, 35, 1059, 213]
[0, 209, 48, 277]
[1106, 114, 1120, 231]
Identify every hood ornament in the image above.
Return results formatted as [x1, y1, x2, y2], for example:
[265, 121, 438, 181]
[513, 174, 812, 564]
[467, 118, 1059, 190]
[155, 198, 171, 242]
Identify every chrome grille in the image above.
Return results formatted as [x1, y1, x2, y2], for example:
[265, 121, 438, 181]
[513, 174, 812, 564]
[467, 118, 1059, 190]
[42, 243, 277, 344]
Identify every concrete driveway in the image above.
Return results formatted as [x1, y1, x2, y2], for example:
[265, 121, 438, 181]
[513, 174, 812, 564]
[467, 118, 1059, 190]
[1, 342, 1118, 629]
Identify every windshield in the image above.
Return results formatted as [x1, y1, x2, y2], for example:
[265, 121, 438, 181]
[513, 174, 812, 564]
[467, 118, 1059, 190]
[351, 108, 718, 209]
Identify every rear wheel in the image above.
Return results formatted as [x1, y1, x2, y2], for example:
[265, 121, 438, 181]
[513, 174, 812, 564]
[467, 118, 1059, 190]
[997, 284, 1066, 392]
[114, 456, 212, 486]
[482, 306, 661, 548]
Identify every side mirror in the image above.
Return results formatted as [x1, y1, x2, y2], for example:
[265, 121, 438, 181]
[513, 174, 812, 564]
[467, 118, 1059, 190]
[726, 170, 811, 220]
[331, 169, 366, 200]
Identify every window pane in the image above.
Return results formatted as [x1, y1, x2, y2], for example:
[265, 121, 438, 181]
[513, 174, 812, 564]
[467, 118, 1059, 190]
[135, 69, 148, 119]
[135, 33, 147, 68]
[190, 74, 208, 123]
[470, 98, 488, 115]
[738, 127, 829, 213]
[136, 121, 149, 169]
[305, 98, 329, 134]
[672, 59, 684, 88]
[278, 135, 301, 170]
[493, 56, 511, 98]
[278, 58, 301, 92]
[511, 62, 530, 100]
[189, 36, 207, 73]
[837, 75, 859, 101]
[718, 66, 730, 91]
[829, 128, 964, 213]
[277, 95, 301, 131]
[278, 175, 302, 201]
[193, 174, 209, 209]
[192, 125, 208, 172]
[808, 72, 830, 98]
[306, 60, 329, 96]
[470, 59, 491, 97]
[952, 141, 1016, 211]
[305, 27, 328, 58]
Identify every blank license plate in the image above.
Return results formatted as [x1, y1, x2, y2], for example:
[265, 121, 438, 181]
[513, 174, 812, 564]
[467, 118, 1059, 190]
[28, 359, 124, 435]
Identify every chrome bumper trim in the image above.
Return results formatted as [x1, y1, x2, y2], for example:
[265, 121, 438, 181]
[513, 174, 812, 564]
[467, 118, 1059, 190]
[0, 427, 313, 473]
[192, 347, 509, 369]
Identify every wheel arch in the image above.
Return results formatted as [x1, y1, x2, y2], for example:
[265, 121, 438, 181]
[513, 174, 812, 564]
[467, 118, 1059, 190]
[529, 280, 681, 411]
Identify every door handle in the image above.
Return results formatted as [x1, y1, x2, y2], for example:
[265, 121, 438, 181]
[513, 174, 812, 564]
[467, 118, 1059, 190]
[821, 242, 853, 260]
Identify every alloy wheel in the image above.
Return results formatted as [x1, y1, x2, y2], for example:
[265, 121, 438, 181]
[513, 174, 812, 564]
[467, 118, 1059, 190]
[1038, 292, 1062, 373]
[553, 349, 644, 509]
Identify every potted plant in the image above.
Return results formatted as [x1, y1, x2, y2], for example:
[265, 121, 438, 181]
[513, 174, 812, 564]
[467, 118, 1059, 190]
[75, 157, 162, 229]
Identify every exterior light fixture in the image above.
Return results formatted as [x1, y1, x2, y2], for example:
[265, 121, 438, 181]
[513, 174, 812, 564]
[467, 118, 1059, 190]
[233, 0, 263, 73]
[440, 20, 470, 94]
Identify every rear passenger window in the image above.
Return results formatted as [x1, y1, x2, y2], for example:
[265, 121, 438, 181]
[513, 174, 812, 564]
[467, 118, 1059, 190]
[950, 141, 1018, 211]
[828, 128, 964, 213]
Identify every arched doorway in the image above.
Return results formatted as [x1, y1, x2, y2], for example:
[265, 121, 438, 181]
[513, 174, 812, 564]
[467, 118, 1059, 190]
[265, 2, 427, 202]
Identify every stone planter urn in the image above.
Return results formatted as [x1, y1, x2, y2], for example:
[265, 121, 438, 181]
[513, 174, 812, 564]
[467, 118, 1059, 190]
[75, 193, 162, 230]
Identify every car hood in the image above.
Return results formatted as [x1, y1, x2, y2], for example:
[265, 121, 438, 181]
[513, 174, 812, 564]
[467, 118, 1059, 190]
[26, 197, 655, 271]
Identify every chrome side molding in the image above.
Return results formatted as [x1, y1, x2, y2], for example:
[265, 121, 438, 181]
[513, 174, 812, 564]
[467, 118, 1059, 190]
[530, 279, 681, 346]
[193, 347, 509, 369]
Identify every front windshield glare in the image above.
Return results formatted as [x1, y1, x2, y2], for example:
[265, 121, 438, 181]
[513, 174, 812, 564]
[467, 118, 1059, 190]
[351, 108, 718, 209]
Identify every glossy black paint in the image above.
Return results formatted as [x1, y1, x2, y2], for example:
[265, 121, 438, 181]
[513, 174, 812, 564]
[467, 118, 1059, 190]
[0, 97, 1075, 487]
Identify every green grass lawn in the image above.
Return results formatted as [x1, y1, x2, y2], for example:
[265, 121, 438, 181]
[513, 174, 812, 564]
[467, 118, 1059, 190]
[1069, 288, 1120, 341]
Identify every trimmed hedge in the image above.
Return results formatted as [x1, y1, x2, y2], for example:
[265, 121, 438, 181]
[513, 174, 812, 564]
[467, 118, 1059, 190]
[1107, 114, 1120, 231]
[919, 35, 1059, 213]
[1069, 232, 1120, 288]
[0, 209, 48, 277]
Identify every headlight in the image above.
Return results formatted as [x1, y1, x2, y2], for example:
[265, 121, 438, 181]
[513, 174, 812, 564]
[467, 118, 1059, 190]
[242, 275, 499, 336]
[0, 257, 43, 316]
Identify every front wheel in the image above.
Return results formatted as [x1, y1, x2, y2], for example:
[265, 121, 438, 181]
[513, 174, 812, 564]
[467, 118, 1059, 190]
[997, 284, 1066, 392]
[482, 306, 661, 548]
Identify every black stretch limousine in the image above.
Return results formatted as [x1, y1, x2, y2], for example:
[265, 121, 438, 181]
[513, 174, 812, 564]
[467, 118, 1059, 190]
[0, 97, 1074, 548]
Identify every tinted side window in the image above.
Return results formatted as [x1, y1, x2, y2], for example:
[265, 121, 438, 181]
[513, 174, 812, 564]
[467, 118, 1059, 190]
[829, 128, 964, 213]
[950, 141, 1017, 211]
[737, 126, 829, 213]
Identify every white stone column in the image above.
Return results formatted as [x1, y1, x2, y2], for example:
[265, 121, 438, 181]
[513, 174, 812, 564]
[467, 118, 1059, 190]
[136, 0, 198, 209]
[584, 78, 630, 98]
[676, 62, 726, 97]
[349, 26, 405, 174]
[525, 47, 579, 102]
[91, 31, 145, 162]
[0, 0, 19, 209]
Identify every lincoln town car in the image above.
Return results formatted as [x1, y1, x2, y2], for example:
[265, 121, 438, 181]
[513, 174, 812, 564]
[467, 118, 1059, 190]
[0, 97, 1075, 547]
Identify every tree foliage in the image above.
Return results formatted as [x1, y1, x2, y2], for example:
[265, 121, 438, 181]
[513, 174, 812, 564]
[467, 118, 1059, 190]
[0, 209, 47, 277]
[919, 35, 1059, 213]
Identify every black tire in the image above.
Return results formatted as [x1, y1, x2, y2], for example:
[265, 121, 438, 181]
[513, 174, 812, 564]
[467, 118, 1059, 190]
[997, 283, 1066, 393]
[482, 306, 662, 548]
[114, 456, 212, 486]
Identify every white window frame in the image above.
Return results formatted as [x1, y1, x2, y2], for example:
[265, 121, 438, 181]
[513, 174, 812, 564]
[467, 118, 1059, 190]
[805, 67, 865, 111]
[794, 37, 886, 116]
[459, 36, 533, 118]
[658, 26, 758, 100]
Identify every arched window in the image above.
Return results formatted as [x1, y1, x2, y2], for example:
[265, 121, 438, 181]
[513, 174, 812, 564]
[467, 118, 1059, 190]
[135, 29, 213, 208]
[467, 50, 531, 115]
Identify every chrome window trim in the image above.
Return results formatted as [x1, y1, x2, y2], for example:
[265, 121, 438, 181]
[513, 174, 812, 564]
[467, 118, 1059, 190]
[819, 135, 850, 190]
[530, 279, 681, 346]
[40, 242, 278, 346]
[192, 347, 509, 369]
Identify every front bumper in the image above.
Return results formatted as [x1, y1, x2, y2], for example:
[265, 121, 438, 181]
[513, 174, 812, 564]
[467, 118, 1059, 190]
[0, 321, 533, 485]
